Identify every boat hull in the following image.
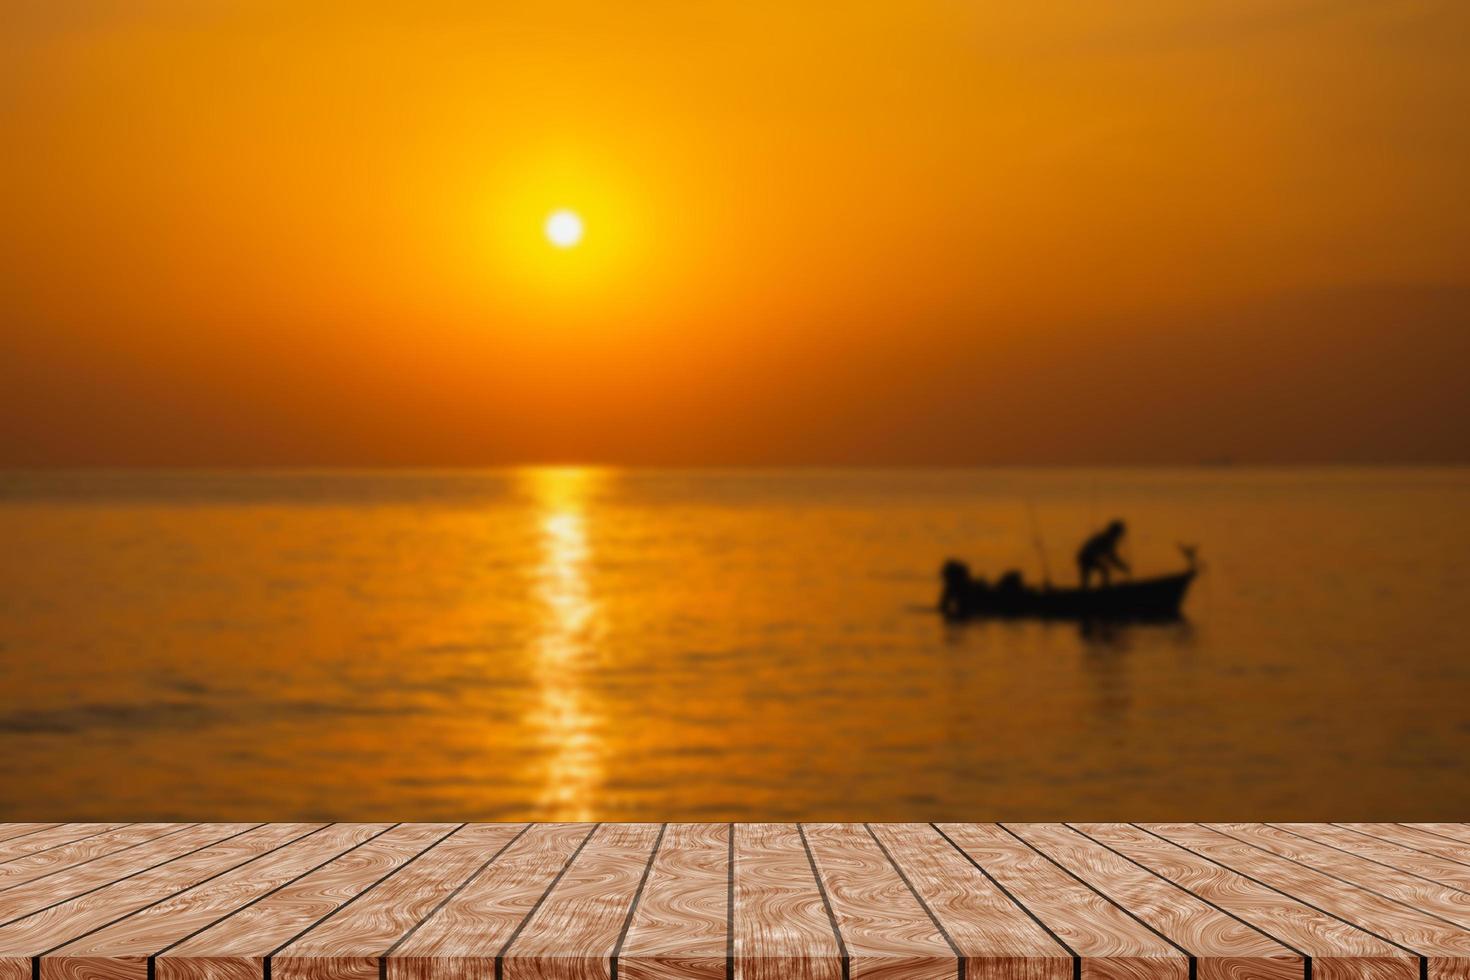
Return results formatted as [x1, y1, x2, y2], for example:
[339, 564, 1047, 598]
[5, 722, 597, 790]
[941, 569, 1195, 622]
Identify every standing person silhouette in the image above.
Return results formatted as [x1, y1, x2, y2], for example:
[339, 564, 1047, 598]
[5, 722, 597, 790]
[1077, 519, 1130, 588]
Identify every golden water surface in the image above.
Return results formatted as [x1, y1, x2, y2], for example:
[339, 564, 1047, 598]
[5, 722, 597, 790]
[1, 467, 1466, 819]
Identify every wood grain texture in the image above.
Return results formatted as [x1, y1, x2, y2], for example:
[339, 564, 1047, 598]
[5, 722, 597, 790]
[1417, 828, 1470, 848]
[0, 826, 188, 893]
[0, 827, 128, 867]
[1010, 824, 1299, 980]
[803, 823, 954, 980]
[0, 826, 226, 980]
[386, 823, 596, 980]
[732, 823, 841, 980]
[1341, 826, 1470, 869]
[0, 825, 1466, 980]
[38, 823, 322, 980]
[1148, 824, 1470, 978]
[1071, 823, 1410, 980]
[1285, 824, 1470, 893]
[42, 824, 388, 980]
[938, 824, 1186, 980]
[0, 825, 297, 980]
[0, 826, 256, 932]
[0, 825, 225, 926]
[157, 825, 450, 980]
[30, 825, 321, 980]
[1215, 825, 1470, 927]
[618, 823, 728, 980]
[0, 827, 63, 849]
[868, 824, 1070, 980]
[502, 823, 662, 980]
[275, 824, 522, 980]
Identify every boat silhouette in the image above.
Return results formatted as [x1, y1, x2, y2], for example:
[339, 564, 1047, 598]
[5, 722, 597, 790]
[939, 545, 1198, 622]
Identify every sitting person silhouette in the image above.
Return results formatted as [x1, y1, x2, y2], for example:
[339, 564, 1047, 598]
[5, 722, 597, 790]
[1077, 519, 1130, 588]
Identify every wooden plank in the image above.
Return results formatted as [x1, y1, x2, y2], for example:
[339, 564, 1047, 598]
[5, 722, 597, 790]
[0, 826, 189, 893]
[159, 824, 452, 980]
[0, 826, 253, 931]
[1212, 825, 1470, 930]
[803, 823, 954, 980]
[1009, 824, 1299, 980]
[1148, 824, 1470, 979]
[33, 824, 318, 978]
[731, 822, 842, 980]
[0, 828, 61, 846]
[40, 825, 389, 980]
[868, 824, 1070, 980]
[0, 827, 65, 855]
[938, 823, 1185, 980]
[1283, 824, 1470, 893]
[501, 823, 662, 980]
[1072, 823, 1411, 980]
[274, 824, 524, 980]
[1340, 827, 1470, 868]
[0, 826, 128, 866]
[0, 823, 1461, 980]
[386, 823, 596, 980]
[0, 825, 294, 980]
[618, 823, 728, 980]
[1416, 828, 1470, 848]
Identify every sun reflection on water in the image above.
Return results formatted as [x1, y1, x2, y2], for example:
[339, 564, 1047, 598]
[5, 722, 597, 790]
[523, 466, 605, 820]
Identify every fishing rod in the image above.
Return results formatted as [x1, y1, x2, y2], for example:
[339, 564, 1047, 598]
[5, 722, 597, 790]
[1025, 497, 1052, 587]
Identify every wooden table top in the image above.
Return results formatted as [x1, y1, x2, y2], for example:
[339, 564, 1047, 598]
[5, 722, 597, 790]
[1, 823, 1468, 980]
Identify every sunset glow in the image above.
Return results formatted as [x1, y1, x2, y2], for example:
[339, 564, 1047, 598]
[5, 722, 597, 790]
[1, 2, 1467, 466]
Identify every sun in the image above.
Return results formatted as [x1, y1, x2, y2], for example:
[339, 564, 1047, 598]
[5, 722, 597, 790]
[545, 209, 584, 248]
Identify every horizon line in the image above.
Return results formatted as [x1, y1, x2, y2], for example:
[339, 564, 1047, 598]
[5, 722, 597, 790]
[4, 461, 1469, 474]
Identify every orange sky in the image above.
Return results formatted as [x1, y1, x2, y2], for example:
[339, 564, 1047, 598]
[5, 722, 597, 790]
[2, 1, 1467, 465]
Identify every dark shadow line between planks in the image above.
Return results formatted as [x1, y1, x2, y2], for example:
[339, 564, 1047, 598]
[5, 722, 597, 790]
[725, 823, 734, 980]
[1328, 825, 1470, 871]
[1131, 824, 1427, 973]
[930, 823, 1080, 980]
[1205, 825, 1470, 937]
[1064, 823, 1310, 979]
[152, 823, 403, 962]
[0, 825, 137, 870]
[1394, 824, 1470, 849]
[263, 822, 465, 975]
[494, 822, 601, 980]
[999, 824, 1196, 980]
[40, 824, 332, 957]
[1268, 825, 1470, 897]
[797, 823, 850, 980]
[2, 824, 265, 931]
[609, 822, 667, 980]
[864, 824, 964, 980]
[0, 826, 199, 894]
[0, 826, 64, 847]
[381, 823, 532, 960]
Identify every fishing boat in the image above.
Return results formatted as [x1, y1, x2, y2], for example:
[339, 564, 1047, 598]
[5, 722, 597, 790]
[938, 546, 1198, 621]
